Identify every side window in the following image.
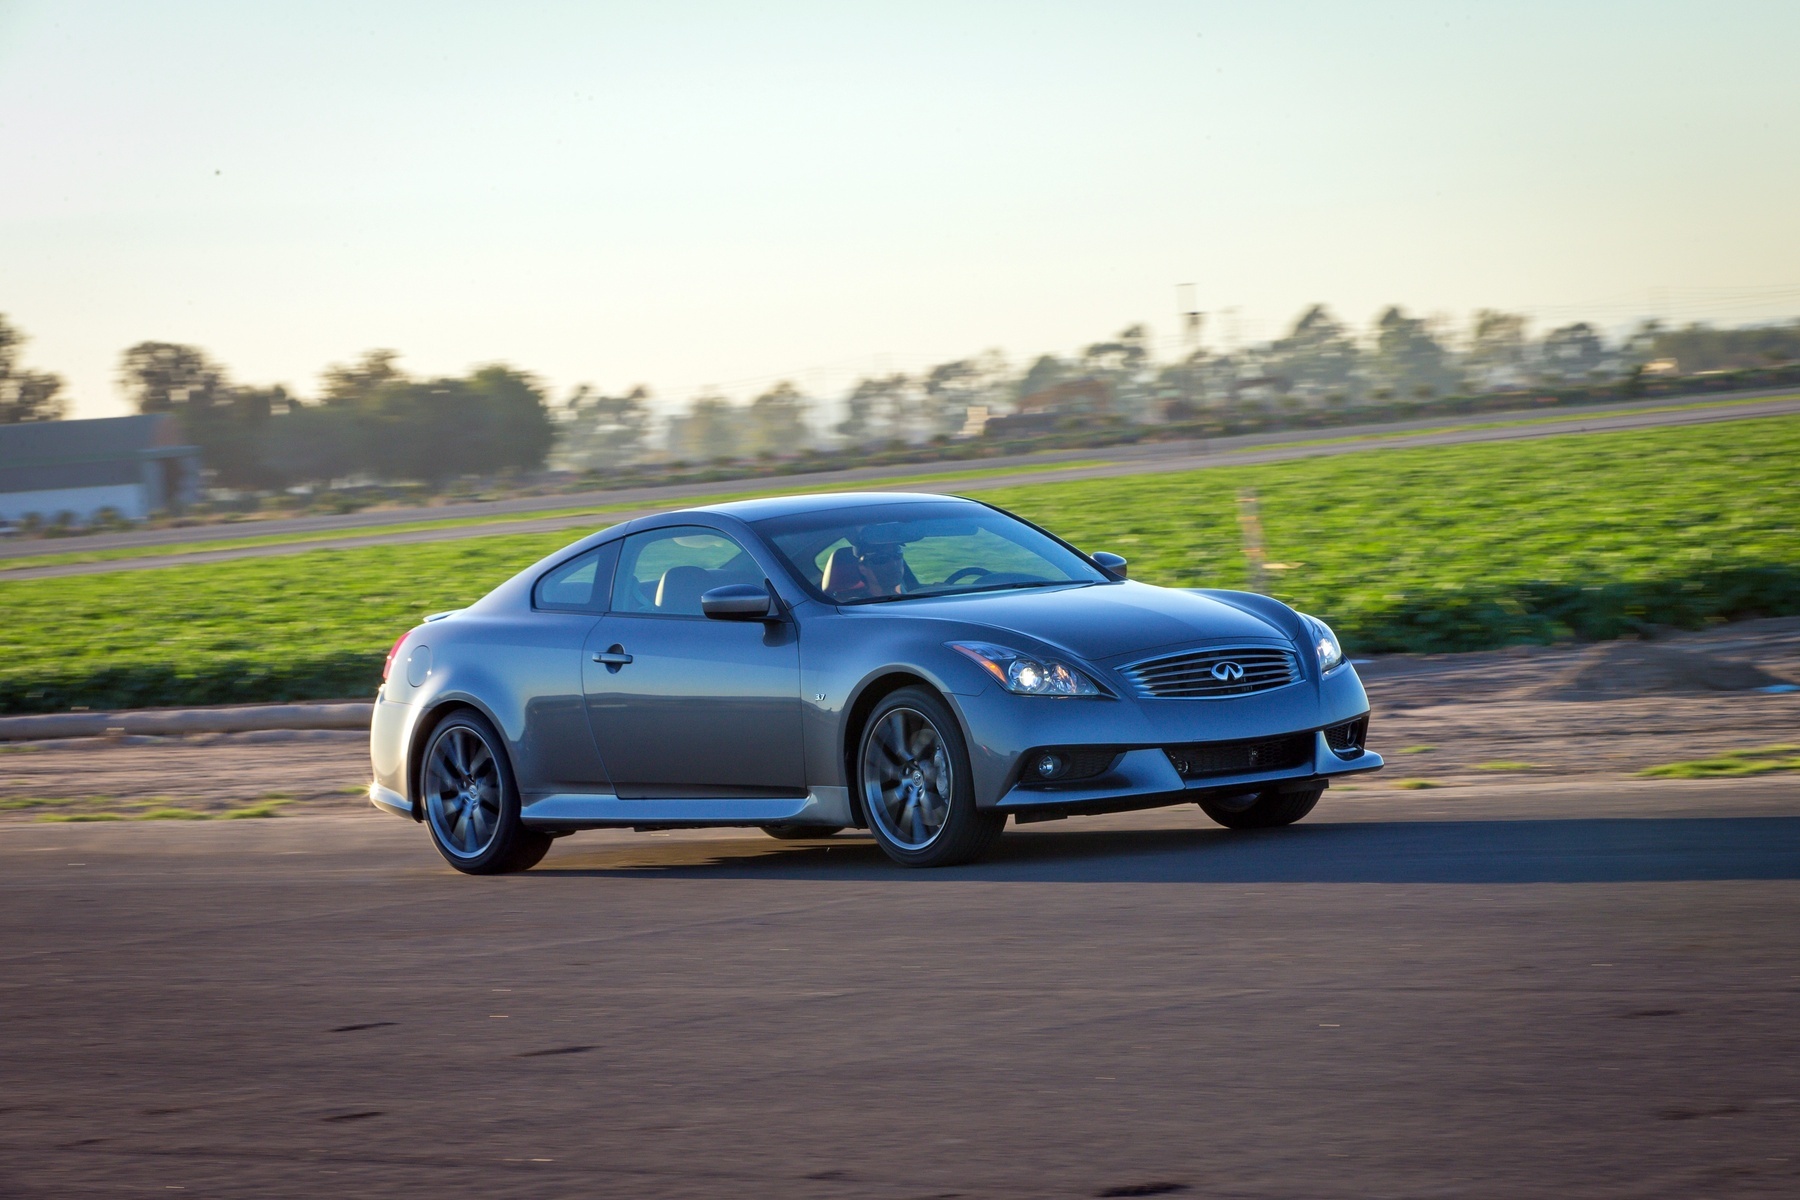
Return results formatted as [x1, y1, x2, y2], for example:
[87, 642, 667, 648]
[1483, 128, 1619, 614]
[611, 526, 762, 617]
[533, 542, 619, 613]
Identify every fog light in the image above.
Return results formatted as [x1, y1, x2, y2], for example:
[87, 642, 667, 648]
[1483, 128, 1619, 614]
[1034, 753, 1066, 779]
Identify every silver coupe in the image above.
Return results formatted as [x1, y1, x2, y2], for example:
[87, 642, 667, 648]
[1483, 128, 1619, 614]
[368, 492, 1382, 871]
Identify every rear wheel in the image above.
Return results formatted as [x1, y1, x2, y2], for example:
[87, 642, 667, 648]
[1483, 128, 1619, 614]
[1197, 783, 1324, 830]
[761, 825, 843, 841]
[420, 710, 552, 874]
[858, 687, 1003, 867]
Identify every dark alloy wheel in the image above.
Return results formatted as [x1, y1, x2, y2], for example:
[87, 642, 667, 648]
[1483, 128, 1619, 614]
[858, 687, 1004, 867]
[421, 710, 553, 874]
[1197, 783, 1324, 830]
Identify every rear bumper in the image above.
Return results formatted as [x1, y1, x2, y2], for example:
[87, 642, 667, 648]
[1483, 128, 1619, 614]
[993, 730, 1382, 820]
[369, 693, 423, 821]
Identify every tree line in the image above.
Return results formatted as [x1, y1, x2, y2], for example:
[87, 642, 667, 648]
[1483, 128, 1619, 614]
[116, 344, 555, 489]
[552, 308, 1800, 470]
[3, 308, 1798, 488]
[2, 316, 559, 487]
[0, 316, 69, 425]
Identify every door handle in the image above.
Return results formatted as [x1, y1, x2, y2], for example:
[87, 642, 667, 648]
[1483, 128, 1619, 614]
[592, 646, 633, 666]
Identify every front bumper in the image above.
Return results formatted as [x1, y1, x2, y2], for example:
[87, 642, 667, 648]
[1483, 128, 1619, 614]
[993, 729, 1383, 820]
[956, 657, 1377, 811]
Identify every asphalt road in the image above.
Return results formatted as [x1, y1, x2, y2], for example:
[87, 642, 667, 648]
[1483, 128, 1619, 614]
[3, 782, 1797, 1197]
[4, 391, 1797, 582]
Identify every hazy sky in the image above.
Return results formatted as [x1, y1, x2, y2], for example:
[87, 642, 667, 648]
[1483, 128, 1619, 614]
[4, 0, 1798, 418]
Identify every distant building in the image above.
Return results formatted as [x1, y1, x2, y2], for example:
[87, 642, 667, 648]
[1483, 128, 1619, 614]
[0, 415, 201, 526]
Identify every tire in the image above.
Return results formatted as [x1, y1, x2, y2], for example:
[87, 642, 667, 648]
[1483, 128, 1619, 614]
[857, 687, 1004, 867]
[1197, 783, 1324, 830]
[761, 825, 844, 841]
[419, 709, 553, 874]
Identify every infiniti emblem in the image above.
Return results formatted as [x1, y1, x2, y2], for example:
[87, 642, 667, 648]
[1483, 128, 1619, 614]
[1210, 661, 1245, 682]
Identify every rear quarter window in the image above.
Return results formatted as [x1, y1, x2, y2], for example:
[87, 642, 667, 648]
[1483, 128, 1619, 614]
[532, 542, 619, 612]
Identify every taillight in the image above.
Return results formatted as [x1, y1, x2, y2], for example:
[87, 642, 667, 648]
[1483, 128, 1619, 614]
[382, 632, 410, 681]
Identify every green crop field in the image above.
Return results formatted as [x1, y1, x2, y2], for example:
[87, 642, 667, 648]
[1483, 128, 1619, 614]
[0, 416, 1795, 714]
[1, 393, 1777, 577]
[986, 413, 1800, 654]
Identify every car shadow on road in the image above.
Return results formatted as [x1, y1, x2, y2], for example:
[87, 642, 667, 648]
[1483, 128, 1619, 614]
[532, 815, 1800, 884]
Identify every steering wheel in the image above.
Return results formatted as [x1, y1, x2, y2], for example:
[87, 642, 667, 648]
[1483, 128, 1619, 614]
[942, 566, 994, 585]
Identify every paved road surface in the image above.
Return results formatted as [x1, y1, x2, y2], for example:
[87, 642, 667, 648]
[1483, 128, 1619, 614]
[4, 391, 1797, 582]
[3, 783, 1797, 1197]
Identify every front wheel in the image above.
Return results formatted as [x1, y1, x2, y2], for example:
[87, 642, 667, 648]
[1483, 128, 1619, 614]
[858, 687, 1004, 867]
[1197, 783, 1324, 830]
[420, 710, 552, 874]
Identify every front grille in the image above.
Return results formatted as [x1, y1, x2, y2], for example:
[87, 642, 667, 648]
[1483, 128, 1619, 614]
[1324, 715, 1369, 756]
[1165, 732, 1313, 781]
[1122, 646, 1299, 699]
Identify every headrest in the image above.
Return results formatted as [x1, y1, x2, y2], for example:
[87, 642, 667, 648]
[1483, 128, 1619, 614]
[819, 545, 863, 595]
[655, 564, 712, 614]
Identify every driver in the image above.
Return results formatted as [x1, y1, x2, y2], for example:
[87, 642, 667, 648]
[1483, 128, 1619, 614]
[855, 540, 908, 597]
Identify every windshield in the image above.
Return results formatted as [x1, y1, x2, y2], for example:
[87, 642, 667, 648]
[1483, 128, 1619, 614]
[755, 501, 1107, 604]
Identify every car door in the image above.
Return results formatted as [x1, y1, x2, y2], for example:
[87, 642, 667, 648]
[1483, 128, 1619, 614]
[513, 541, 619, 794]
[582, 524, 806, 799]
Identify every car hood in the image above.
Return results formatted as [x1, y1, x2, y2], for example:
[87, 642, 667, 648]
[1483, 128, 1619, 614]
[882, 581, 1294, 662]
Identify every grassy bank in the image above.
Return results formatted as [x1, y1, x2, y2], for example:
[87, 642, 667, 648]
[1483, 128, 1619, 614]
[0, 416, 1795, 713]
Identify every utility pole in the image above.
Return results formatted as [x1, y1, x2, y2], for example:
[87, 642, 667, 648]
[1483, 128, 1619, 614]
[1177, 283, 1204, 356]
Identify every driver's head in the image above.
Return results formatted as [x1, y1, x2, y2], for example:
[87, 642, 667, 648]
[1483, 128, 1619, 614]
[857, 542, 906, 594]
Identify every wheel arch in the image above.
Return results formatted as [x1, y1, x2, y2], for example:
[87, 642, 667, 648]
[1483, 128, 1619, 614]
[407, 696, 512, 813]
[839, 670, 968, 828]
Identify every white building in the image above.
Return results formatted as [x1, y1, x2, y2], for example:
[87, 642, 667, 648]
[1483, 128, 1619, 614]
[0, 414, 201, 526]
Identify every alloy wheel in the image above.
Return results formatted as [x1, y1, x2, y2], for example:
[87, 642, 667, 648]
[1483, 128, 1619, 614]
[424, 724, 503, 859]
[862, 707, 954, 851]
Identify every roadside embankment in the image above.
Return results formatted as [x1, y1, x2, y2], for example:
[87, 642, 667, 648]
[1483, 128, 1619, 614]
[1, 617, 1796, 823]
[0, 702, 371, 742]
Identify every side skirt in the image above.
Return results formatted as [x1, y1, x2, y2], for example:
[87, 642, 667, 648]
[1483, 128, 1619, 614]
[520, 786, 853, 831]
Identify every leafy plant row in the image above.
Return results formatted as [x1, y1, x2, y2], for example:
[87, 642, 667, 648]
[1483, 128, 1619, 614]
[3, 563, 1795, 714]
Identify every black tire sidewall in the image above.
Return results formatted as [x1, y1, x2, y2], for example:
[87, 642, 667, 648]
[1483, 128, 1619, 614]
[420, 710, 545, 874]
[858, 687, 999, 867]
[1198, 784, 1324, 830]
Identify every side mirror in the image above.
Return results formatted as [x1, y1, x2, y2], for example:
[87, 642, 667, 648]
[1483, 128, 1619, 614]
[701, 583, 776, 621]
[1091, 551, 1128, 579]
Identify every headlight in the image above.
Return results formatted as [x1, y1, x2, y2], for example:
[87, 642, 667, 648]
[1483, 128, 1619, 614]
[1299, 614, 1345, 674]
[950, 641, 1102, 696]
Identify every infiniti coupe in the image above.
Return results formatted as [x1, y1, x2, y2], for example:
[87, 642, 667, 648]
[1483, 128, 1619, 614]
[368, 492, 1382, 871]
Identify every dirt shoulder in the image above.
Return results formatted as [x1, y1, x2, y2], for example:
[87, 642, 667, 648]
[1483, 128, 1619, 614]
[1356, 615, 1800, 787]
[2, 618, 1796, 823]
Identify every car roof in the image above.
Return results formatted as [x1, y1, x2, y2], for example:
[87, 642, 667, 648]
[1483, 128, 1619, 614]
[676, 491, 984, 523]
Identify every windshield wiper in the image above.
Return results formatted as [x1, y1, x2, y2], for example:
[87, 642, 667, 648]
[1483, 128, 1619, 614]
[950, 580, 1068, 595]
[840, 579, 1092, 605]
